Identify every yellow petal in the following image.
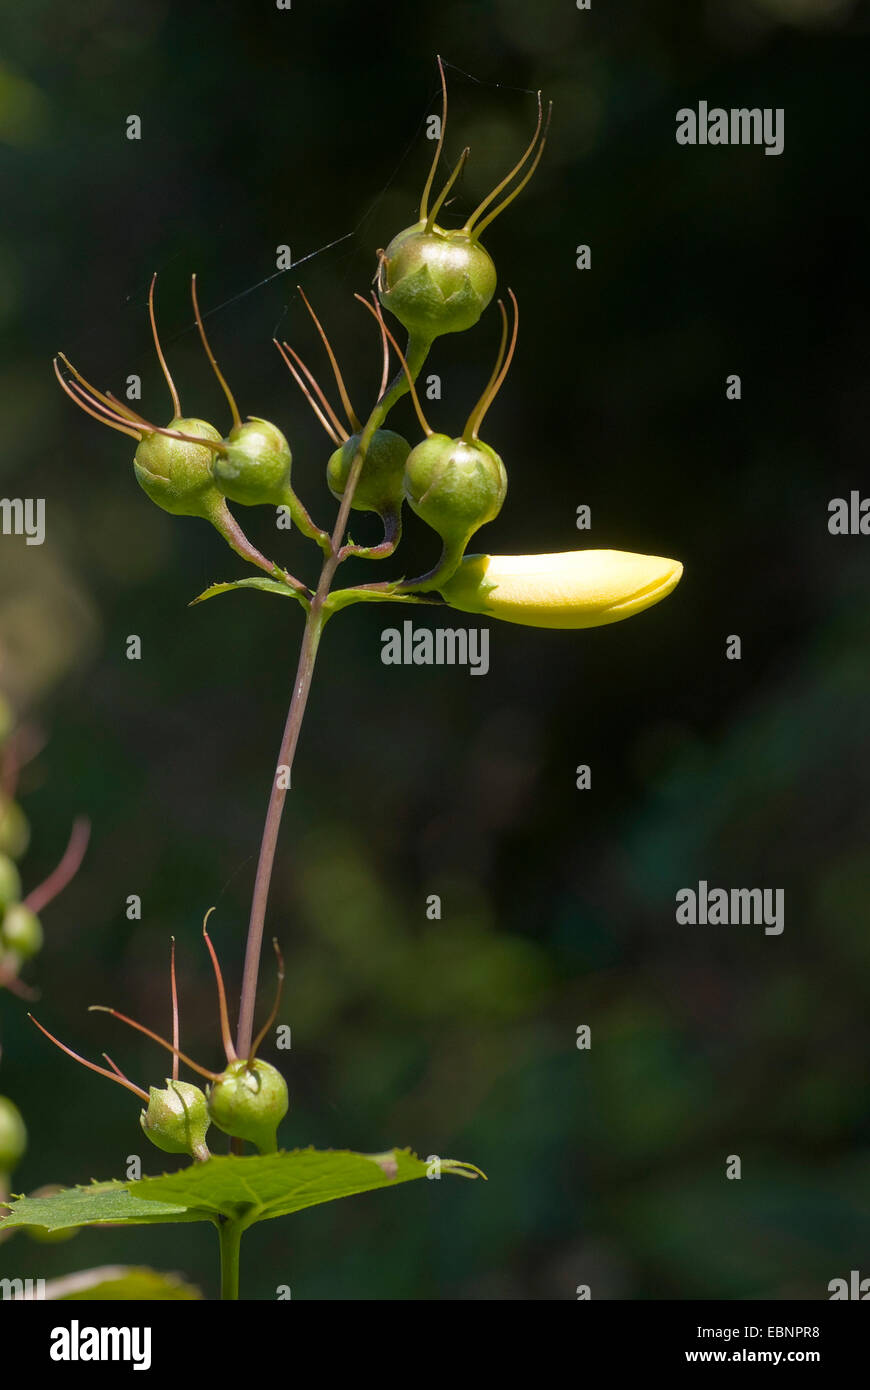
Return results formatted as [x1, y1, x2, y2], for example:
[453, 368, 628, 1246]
[439, 549, 683, 629]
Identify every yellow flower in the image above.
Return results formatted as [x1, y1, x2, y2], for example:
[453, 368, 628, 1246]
[438, 549, 683, 629]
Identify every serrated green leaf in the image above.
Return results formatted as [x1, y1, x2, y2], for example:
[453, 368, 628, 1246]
[129, 1148, 483, 1225]
[0, 1148, 484, 1234]
[46, 1265, 202, 1301]
[0, 1180, 197, 1232]
[189, 577, 307, 607]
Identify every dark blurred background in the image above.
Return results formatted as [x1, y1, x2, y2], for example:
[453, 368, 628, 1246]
[1, 0, 869, 1299]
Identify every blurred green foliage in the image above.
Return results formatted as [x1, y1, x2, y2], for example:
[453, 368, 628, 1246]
[1, 0, 868, 1298]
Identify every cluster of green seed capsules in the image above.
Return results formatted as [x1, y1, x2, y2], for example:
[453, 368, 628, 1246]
[0, 709, 286, 1174]
[31, 916, 288, 1165]
[0, 697, 90, 996]
[0, 695, 90, 1197]
[0, 698, 41, 976]
[53, 58, 550, 599]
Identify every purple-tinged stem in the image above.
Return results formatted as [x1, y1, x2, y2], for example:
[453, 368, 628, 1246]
[234, 336, 430, 1059]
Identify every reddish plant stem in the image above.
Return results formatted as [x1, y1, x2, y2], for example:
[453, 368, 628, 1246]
[234, 614, 320, 1059]
[234, 339, 429, 1060]
[24, 816, 90, 915]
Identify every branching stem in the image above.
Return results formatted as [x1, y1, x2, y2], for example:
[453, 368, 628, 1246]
[234, 333, 431, 1060]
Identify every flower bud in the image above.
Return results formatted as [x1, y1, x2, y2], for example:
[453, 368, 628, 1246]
[133, 417, 225, 519]
[211, 418, 293, 508]
[1, 904, 42, 960]
[439, 549, 684, 628]
[403, 434, 506, 581]
[0, 798, 30, 860]
[207, 1058, 288, 1154]
[0, 1094, 27, 1174]
[326, 428, 410, 516]
[0, 854, 22, 913]
[140, 1080, 211, 1163]
[378, 222, 496, 342]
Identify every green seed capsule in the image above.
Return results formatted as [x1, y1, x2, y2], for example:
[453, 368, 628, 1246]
[133, 417, 225, 519]
[326, 429, 410, 516]
[378, 222, 496, 342]
[0, 947, 21, 980]
[1, 904, 42, 959]
[379, 62, 549, 342]
[140, 1080, 211, 1163]
[211, 418, 293, 508]
[0, 1094, 27, 1173]
[0, 798, 30, 860]
[207, 1059, 288, 1155]
[403, 433, 506, 581]
[0, 854, 22, 914]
